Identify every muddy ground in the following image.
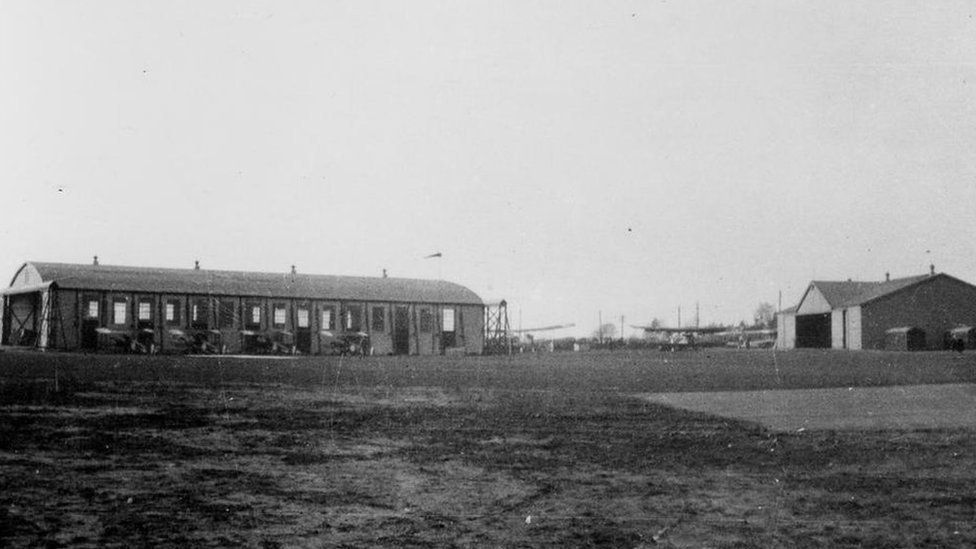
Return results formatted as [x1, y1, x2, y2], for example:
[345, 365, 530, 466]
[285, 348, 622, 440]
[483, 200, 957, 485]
[2, 349, 976, 547]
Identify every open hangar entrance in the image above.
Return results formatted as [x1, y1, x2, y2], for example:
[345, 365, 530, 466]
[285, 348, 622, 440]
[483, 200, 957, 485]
[1, 284, 52, 348]
[795, 313, 831, 348]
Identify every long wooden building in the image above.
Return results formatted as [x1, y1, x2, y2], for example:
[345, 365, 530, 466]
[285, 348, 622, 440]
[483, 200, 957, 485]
[1, 261, 485, 355]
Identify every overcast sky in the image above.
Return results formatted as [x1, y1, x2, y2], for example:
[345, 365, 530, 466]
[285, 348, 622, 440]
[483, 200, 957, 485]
[2, 1, 975, 336]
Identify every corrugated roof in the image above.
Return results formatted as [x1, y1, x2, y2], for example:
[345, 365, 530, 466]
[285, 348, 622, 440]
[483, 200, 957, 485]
[17, 262, 483, 305]
[811, 274, 931, 308]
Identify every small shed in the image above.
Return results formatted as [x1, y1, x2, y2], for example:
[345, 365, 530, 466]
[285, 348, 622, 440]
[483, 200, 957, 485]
[884, 327, 926, 351]
[949, 326, 976, 350]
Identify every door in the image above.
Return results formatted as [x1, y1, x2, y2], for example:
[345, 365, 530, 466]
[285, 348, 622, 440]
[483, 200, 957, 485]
[394, 306, 410, 355]
[296, 306, 311, 354]
[80, 296, 100, 350]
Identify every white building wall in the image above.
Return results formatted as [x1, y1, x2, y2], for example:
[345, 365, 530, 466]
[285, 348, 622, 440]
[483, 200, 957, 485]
[831, 310, 845, 349]
[846, 306, 862, 350]
[776, 312, 796, 349]
[797, 286, 832, 314]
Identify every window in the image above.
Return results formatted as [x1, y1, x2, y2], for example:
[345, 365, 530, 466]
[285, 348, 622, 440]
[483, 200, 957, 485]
[191, 298, 209, 329]
[321, 307, 334, 330]
[442, 308, 455, 332]
[273, 305, 287, 327]
[247, 305, 262, 328]
[344, 305, 362, 331]
[138, 300, 152, 321]
[297, 307, 310, 328]
[371, 306, 385, 331]
[87, 300, 99, 320]
[165, 300, 180, 324]
[218, 300, 236, 328]
[113, 300, 127, 325]
[419, 308, 433, 333]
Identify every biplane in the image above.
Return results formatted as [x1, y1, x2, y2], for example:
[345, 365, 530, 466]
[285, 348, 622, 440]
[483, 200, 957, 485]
[511, 323, 575, 352]
[632, 325, 777, 351]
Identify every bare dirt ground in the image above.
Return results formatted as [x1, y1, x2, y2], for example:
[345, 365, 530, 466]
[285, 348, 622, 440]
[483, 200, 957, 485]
[2, 349, 976, 547]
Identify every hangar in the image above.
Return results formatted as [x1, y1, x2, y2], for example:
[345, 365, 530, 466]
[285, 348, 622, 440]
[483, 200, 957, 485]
[776, 266, 976, 351]
[0, 260, 485, 355]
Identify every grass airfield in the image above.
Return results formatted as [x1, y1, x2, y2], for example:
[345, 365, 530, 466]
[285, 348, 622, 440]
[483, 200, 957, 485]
[2, 348, 976, 548]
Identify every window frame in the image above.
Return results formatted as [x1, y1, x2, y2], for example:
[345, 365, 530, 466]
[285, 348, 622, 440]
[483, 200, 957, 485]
[245, 303, 262, 329]
[86, 299, 100, 320]
[190, 298, 209, 329]
[442, 307, 456, 333]
[419, 308, 433, 333]
[165, 300, 181, 325]
[217, 299, 236, 329]
[273, 304, 287, 328]
[112, 299, 127, 326]
[321, 306, 334, 331]
[371, 306, 385, 332]
[137, 299, 153, 322]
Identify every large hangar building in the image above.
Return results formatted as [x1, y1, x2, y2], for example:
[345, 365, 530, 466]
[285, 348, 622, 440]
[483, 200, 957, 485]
[0, 261, 485, 355]
[776, 267, 976, 351]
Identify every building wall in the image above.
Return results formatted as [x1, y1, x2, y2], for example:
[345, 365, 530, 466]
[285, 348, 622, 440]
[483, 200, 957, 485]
[860, 275, 976, 350]
[776, 312, 796, 349]
[20, 288, 485, 356]
[415, 304, 436, 355]
[831, 310, 844, 349]
[846, 306, 862, 350]
[368, 303, 392, 355]
[797, 286, 831, 314]
[460, 304, 485, 354]
[51, 289, 78, 350]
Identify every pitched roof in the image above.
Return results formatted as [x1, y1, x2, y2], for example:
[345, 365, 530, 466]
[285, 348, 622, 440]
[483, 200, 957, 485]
[11, 262, 483, 305]
[810, 274, 931, 309]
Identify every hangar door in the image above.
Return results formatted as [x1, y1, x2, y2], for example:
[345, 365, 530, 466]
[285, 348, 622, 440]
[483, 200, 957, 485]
[2, 292, 41, 346]
[796, 313, 831, 348]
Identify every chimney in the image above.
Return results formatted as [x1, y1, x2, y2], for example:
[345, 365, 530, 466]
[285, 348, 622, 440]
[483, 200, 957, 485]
[382, 268, 388, 278]
[291, 265, 297, 275]
[930, 264, 935, 276]
[194, 260, 200, 270]
[93, 255, 99, 266]
[885, 272, 890, 282]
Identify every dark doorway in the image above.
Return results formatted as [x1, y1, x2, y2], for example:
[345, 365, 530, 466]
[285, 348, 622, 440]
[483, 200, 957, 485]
[296, 307, 311, 354]
[80, 296, 100, 351]
[796, 313, 831, 348]
[3, 293, 39, 346]
[393, 306, 410, 355]
[81, 319, 99, 350]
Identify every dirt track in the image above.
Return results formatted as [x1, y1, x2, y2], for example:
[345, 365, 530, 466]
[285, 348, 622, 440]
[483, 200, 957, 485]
[2, 349, 976, 547]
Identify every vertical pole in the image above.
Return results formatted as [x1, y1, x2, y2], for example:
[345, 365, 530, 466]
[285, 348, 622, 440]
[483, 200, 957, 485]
[677, 306, 681, 329]
[620, 315, 624, 342]
[598, 310, 603, 344]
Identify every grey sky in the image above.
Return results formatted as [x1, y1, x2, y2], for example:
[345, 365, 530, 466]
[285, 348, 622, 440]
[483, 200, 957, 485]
[2, 1, 975, 336]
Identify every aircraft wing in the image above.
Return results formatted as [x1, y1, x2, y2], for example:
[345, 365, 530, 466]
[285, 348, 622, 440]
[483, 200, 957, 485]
[512, 323, 575, 334]
[631, 325, 728, 334]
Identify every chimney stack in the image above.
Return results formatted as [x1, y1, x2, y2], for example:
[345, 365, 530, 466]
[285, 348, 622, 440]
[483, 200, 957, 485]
[885, 272, 890, 282]
[930, 264, 935, 276]
[382, 268, 388, 278]
[194, 260, 200, 270]
[93, 255, 99, 266]
[291, 265, 297, 275]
